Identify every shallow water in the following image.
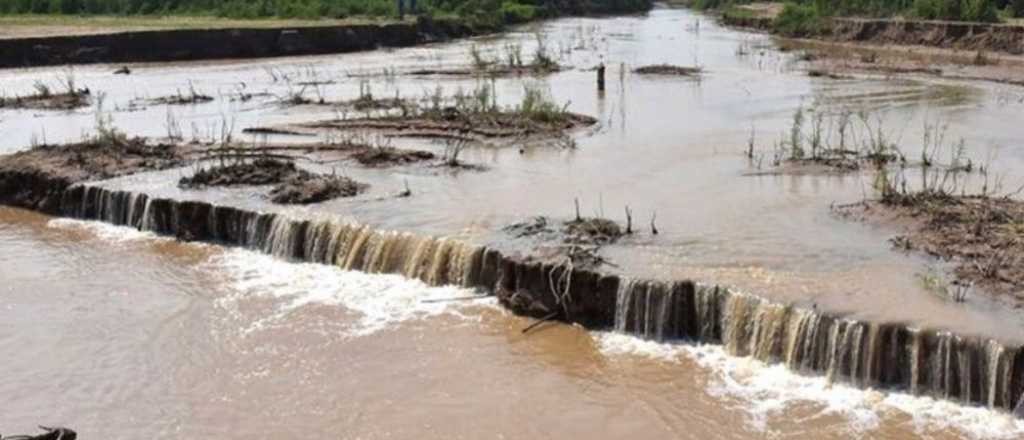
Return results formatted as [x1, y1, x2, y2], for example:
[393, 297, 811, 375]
[2, 206, 1023, 439]
[2, 6, 1024, 438]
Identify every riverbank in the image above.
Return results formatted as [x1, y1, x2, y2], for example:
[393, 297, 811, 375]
[720, 3, 1024, 56]
[0, 16, 486, 68]
[720, 4, 1024, 55]
[0, 0, 654, 68]
[715, 4, 1024, 86]
[0, 15, 400, 39]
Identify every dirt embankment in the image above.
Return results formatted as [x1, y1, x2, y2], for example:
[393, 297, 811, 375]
[721, 7, 1024, 87]
[722, 6, 1024, 56]
[828, 18, 1024, 55]
[0, 17, 485, 69]
[720, 3, 782, 29]
[0, 138, 186, 214]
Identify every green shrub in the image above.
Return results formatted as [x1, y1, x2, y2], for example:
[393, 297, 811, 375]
[961, 0, 999, 20]
[773, 2, 822, 36]
[914, 0, 1000, 21]
[500, 1, 535, 23]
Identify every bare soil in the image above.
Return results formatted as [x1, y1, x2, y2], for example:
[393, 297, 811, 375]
[351, 147, 435, 167]
[293, 109, 598, 143]
[2, 137, 184, 183]
[179, 158, 297, 188]
[198, 141, 438, 168]
[504, 216, 625, 269]
[633, 64, 703, 76]
[405, 63, 562, 78]
[0, 89, 90, 110]
[145, 91, 214, 106]
[835, 194, 1024, 303]
[241, 127, 317, 137]
[0, 137, 186, 212]
[269, 173, 367, 204]
[178, 158, 367, 204]
[348, 96, 407, 111]
[276, 95, 407, 111]
[745, 157, 861, 177]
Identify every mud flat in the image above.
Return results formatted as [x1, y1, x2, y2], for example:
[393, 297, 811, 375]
[837, 193, 1024, 304]
[180, 157, 367, 205]
[0, 17, 483, 69]
[287, 108, 599, 144]
[0, 137, 185, 213]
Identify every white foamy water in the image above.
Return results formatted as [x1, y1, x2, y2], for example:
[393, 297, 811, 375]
[47, 219, 497, 337]
[207, 248, 497, 337]
[594, 332, 1024, 440]
[48, 218, 162, 242]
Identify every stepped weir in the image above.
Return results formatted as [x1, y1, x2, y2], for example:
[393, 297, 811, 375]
[59, 184, 1024, 415]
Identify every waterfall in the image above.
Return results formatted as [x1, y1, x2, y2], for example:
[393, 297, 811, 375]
[59, 185, 487, 290]
[610, 276, 1024, 413]
[55, 183, 1024, 416]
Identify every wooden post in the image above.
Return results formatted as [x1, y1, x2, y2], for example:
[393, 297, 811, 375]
[397, 0, 405, 20]
[597, 63, 606, 92]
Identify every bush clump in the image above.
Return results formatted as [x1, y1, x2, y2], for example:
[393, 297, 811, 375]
[913, 0, 1000, 21]
[773, 2, 822, 36]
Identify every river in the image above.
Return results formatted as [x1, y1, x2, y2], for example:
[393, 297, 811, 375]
[2, 6, 1024, 439]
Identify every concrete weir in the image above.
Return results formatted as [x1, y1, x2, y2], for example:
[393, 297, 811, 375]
[35, 183, 1024, 416]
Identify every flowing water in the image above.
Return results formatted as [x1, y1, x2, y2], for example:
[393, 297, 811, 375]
[3, 5, 1024, 439]
[3, 205, 1024, 439]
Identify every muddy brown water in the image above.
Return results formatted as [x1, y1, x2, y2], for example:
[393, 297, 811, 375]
[3, 205, 1021, 439]
[3, 6, 1024, 439]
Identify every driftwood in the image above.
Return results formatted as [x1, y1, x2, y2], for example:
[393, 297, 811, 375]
[521, 311, 560, 335]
